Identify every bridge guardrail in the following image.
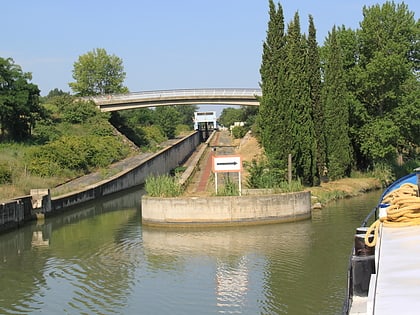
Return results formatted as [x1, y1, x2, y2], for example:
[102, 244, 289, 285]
[89, 88, 262, 104]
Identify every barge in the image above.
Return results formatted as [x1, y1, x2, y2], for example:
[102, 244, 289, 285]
[344, 168, 420, 314]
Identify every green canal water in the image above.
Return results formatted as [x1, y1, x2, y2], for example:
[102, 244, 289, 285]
[0, 188, 381, 314]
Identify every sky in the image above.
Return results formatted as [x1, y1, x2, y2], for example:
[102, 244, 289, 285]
[2, 0, 419, 96]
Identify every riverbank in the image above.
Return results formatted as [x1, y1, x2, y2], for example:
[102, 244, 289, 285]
[184, 130, 382, 205]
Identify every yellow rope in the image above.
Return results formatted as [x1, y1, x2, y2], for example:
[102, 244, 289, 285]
[364, 183, 420, 247]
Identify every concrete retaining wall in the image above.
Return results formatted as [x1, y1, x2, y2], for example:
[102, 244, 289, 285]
[141, 191, 311, 227]
[50, 132, 201, 213]
[0, 196, 30, 232]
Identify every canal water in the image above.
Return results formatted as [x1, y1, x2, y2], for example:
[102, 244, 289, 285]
[0, 187, 381, 314]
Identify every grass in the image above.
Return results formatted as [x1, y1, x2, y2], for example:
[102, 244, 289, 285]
[0, 143, 71, 201]
[308, 177, 382, 205]
[145, 174, 183, 197]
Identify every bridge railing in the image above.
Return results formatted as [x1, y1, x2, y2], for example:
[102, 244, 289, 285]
[90, 88, 262, 104]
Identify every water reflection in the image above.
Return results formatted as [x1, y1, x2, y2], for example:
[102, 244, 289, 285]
[0, 188, 381, 315]
[142, 221, 312, 314]
[0, 188, 143, 315]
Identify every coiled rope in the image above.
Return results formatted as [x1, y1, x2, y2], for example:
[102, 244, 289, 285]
[365, 183, 420, 247]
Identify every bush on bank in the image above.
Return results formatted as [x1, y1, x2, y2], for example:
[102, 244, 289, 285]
[145, 175, 183, 197]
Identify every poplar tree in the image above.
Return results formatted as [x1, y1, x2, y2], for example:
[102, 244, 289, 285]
[352, 2, 419, 165]
[322, 27, 352, 180]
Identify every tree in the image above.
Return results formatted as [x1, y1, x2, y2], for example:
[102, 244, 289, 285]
[154, 107, 181, 139]
[322, 27, 352, 180]
[0, 57, 42, 141]
[258, 0, 288, 171]
[307, 15, 326, 184]
[351, 2, 419, 166]
[285, 12, 316, 185]
[69, 48, 128, 96]
[173, 105, 198, 127]
[219, 107, 244, 128]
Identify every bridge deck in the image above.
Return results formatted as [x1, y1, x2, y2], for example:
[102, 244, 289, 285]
[88, 88, 262, 112]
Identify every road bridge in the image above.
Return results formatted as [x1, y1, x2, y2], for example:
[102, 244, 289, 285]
[88, 88, 262, 112]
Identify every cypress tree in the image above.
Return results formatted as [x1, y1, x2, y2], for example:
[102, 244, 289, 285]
[285, 12, 316, 185]
[322, 27, 352, 180]
[258, 0, 288, 171]
[307, 15, 326, 184]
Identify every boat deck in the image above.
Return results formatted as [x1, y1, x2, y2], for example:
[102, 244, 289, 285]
[370, 224, 420, 314]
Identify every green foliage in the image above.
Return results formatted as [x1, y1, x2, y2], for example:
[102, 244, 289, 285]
[308, 15, 326, 185]
[154, 107, 181, 139]
[216, 176, 239, 196]
[32, 122, 62, 144]
[109, 112, 149, 147]
[69, 48, 128, 96]
[258, 0, 288, 173]
[143, 125, 167, 146]
[258, 0, 419, 182]
[173, 105, 198, 127]
[231, 126, 247, 139]
[322, 26, 352, 180]
[245, 158, 286, 189]
[219, 107, 244, 128]
[0, 163, 12, 184]
[25, 135, 130, 177]
[358, 118, 399, 162]
[175, 124, 191, 136]
[0, 57, 42, 141]
[347, 2, 419, 168]
[277, 179, 304, 193]
[259, 5, 317, 185]
[370, 162, 395, 187]
[61, 100, 100, 124]
[145, 175, 183, 197]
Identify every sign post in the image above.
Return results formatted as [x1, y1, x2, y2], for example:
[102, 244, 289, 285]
[212, 155, 243, 196]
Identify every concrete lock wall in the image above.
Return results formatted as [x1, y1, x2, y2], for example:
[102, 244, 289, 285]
[50, 132, 201, 212]
[0, 199, 25, 232]
[141, 191, 312, 227]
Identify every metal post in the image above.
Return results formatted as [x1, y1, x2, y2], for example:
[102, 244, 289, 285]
[238, 172, 242, 196]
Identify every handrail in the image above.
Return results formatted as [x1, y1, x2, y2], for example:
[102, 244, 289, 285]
[90, 88, 262, 103]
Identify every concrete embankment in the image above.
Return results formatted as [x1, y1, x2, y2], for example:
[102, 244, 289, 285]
[0, 132, 201, 233]
[142, 191, 311, 227]
[141, 130, 312, 227]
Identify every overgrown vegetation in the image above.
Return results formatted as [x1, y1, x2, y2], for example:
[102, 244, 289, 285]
[216, 176, 239, 196]
[244, 158, 304, 192]
[145, 174, 183, 197]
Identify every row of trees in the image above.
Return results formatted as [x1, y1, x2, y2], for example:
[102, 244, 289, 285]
[258, 0, 419, 185]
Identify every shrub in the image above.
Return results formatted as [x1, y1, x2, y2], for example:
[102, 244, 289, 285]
[25, 135, 130, 176]
[216, 176, 239, 196]
[32, 123, 62, 144]
[231, 126, 248, 139]
[145, 174, 183, 197]
[0, 163, 12, 184]
[143, 125, 167, 146]
[245, 158, 285, 188]
[61, 100, 99, 124]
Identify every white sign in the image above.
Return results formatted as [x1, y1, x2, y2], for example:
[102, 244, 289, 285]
[212, 155, 242, 173]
